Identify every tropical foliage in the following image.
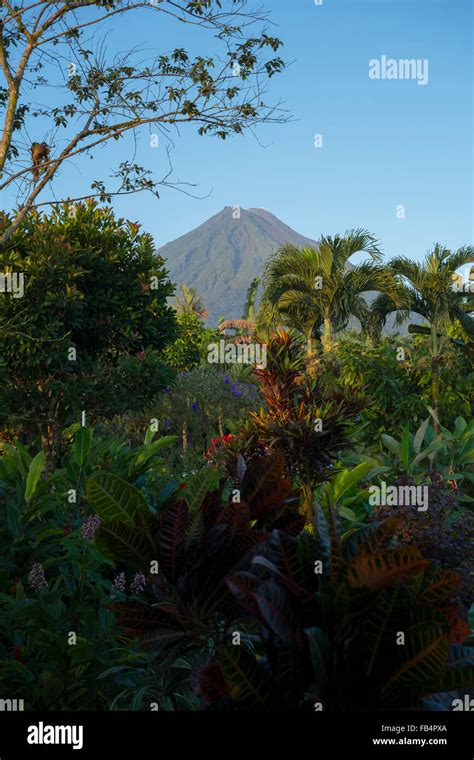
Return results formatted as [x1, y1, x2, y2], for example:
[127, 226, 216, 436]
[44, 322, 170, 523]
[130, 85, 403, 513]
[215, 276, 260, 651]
[258, 230, 405, 353]
[0, 217, 472, 712]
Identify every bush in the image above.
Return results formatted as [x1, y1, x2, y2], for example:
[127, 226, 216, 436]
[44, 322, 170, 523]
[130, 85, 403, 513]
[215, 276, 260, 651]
[163, 313, 217, 372]
[318, 332, 473, 436]
[370, 472, 474, 615]
[0, 201, 177, 464]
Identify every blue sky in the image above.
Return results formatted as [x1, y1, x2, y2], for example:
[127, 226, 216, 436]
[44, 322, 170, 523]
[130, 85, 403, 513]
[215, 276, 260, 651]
[7, 0, 474, 264]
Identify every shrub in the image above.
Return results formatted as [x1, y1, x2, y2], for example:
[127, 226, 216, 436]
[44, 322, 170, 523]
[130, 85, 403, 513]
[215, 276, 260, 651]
[230, 330, 363, 509]
[370, 472, 474, 615]
[0, 201, 177, 465]
[198, 503, 474, 710]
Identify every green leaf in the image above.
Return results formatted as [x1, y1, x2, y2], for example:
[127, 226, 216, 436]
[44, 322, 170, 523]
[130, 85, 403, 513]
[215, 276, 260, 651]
[74, 426, 91, 467]
[305, 627, 331, 693]
[384, 620, 449, 691]
[331, 462, 374, 504]
[24, 451, 45, 503]
[365, 585, 406, 676]
[401, 426, 410, 470]
[339, 506, 357, 522]
[16, 580, 27, 601]
[381, 434, 400, 457]
[411, 440, 445, 468]
[86, 473, 148, 525]
[95, 522, 154, 567]
[134, 436, 178, 469]
[413, 417, 430, 455]
[182, 467, 218, 512]
[453, 416, 467, 439]
[427, 406, 441, 429]
[218, 647, 273, 708]
[144, 426, 157, 445]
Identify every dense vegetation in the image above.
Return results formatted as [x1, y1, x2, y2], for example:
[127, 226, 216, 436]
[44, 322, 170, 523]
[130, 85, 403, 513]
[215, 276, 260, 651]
[0, 207, 473, 711]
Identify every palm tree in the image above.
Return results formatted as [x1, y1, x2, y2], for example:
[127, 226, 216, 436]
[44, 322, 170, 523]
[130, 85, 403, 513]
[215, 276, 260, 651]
[371, 244, 474, 415]
[174, 284, 208, 319]
[259, 229, 404, 354]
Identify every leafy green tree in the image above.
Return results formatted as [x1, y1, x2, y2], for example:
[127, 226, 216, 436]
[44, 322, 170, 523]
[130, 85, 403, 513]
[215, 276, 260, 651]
[371, 244, 474, 416]
[163, 312, 216, 372]
[0, 200, 177, 464]
[259, 230, 403, 354]
[0, 0, 286, 246]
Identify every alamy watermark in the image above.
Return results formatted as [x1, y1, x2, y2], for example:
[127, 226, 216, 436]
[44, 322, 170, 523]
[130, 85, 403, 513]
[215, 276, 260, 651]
[0, 271, 24, 298]
[27, 722, 83, 750]
[369, 482, 429, 512]
[452, 281, 474, 293]
[369, 56, 429, 86]
[0, 698, 24, 711]
[207, 339, 267, 368]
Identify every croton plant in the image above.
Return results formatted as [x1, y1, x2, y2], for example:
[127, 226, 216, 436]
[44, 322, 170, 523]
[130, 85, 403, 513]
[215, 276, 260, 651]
[86, 451, 474, 711]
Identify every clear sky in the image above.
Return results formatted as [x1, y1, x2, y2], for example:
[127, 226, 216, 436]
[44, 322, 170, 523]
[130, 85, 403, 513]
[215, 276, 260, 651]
[6, 0, 474, 263]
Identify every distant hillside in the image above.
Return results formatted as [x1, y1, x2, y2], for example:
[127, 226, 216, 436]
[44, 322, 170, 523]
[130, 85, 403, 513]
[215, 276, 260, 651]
[156, 206, 319, 325]
[156, 206, 422, 333]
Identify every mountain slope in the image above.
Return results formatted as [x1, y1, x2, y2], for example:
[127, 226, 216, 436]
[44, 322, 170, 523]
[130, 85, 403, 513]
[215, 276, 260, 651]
[156, 206, 423, 333]
[156, 206, 319, 325]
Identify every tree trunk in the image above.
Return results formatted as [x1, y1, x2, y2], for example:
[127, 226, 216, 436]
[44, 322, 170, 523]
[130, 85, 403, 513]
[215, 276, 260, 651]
[322, 317, 332, 352]
[300, 481, 314, 520]
[430, 324, 441, 428]
[40, 422, 62, 476]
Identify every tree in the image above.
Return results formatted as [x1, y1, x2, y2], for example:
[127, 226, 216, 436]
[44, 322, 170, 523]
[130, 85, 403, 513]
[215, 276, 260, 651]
[0, 0, 286, 246]
[163, 311, 216, 372]
[259, 230, 403, 355]
[0, 200, 177, 464]
[371, 244, 474, 416]
[174, 284, 208, 319]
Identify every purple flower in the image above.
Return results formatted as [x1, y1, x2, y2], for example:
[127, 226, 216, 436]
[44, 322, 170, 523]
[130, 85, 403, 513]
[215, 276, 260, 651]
[224, 374, 230, 385]
[28, 562, 48, 591]
[191, 402, 198, 411]
[130, 572, 146, 595]
[113, 572, 126, 592]
[231, 383, 243, 398]
[81, 515, 101, 541]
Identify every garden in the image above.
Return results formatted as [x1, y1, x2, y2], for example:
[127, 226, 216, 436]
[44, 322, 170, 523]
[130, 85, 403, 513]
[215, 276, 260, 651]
[0, 202, 472, 712]
[0, 0, 472, 723]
